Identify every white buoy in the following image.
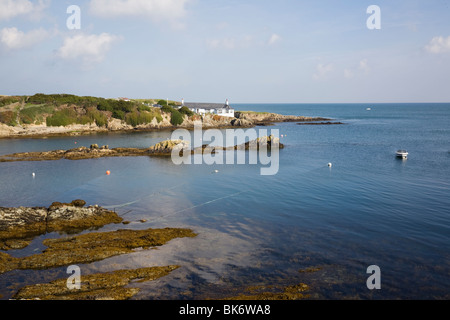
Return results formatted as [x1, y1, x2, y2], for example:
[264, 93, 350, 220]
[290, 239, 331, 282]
[32, 172, 36, 178]
[328, 163, 332, 168]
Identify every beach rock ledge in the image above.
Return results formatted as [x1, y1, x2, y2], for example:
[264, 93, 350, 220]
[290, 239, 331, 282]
[0, 200, 123, 251]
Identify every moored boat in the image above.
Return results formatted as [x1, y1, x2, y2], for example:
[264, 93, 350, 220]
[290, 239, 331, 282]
[396, 150, 408, 159]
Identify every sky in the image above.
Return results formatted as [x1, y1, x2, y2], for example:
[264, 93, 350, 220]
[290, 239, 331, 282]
[0, 0, 450, 103]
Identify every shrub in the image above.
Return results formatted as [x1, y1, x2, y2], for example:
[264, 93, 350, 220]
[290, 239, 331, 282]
[19, 104, 54, 125]
[179, 106, 194, 117]
[170, 109, 184, 126]
[97, 100, 114, 112]
[86, 108, 108, 127]
[160, 105, 184, 126]
[0, 96, 22, 108]
[46, 109, 78, 127]
[160, 105, 174, 114]
[112, 110, 125, 120]
[138, 104, 152, 112]
[0, 111, 18, 126]
[125, 110, 161, 127]
[157, 99, 168, 107]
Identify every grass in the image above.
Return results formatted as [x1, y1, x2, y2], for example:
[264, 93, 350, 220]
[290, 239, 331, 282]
[0, 96, 22, 108]
[0, 111, 18, 126]
[46, 108, 79, 127]
[19, 104, 54, 125]
[1, 94, 180, 128]
[125, 109, 163, 127]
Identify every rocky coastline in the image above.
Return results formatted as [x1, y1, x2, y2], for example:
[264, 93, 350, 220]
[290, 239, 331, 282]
[0, 112, 331, 139]
[0, 199, 316, 300]
[0, 200, 197, 299]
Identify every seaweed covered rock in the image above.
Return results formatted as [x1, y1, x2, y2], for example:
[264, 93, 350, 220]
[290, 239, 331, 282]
[0, 200, 123, 251]
[0, 227, 197, 274]
[13, 266, 180, 300]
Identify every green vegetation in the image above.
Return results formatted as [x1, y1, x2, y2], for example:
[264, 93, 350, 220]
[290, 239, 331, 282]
[161, 105, 184, 126]
[125, 109, 163, 127]
[157, 99, 168, 107]
[46, 108, 79, 127]
[0, 94, 183, 128]
[86, 107, 108, 127]
[0, 111, 18, 126]
[179, 106, 194, 117]
[170, 110, 184, 126]
[19, 104, 54, 125]
[0, 96, 22, 108]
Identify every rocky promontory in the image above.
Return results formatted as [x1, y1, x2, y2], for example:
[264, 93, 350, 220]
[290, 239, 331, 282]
[0, 93, 331, 138]
[235, 111, 331, 126]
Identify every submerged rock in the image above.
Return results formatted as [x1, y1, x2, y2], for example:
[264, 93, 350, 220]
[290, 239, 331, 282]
[224, 283, 310, 300]
[13, 266, 180, 300]
[0, 227, 196, 274]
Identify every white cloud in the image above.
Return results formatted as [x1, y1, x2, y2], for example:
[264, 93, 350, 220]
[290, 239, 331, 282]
[313, 63, 334, 80]
[344, 68, 354, 79]
[344, 59, 370, 79]
[359, 59, 370, 72]
[0, 27, 49, 50]
[0, 0, 49, 21]
[425, 36, 450, 54]
[207, 33, 281, 50]
[89, 0, 190, 27]
[207, 37, 237, 50]
[56, 33, 121, 65]
[268, 33, 281, 46]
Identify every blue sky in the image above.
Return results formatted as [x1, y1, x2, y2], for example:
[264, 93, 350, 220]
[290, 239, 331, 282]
[1, 0, 450, 103]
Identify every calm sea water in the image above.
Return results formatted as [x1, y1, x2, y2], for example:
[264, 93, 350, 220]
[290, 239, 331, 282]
[0, 103, 449, 299]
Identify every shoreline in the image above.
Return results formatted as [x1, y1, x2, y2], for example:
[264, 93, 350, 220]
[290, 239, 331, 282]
[0, 112, 332, 140]
[0, 200, 313, 300]
[0, 200, 197, 300]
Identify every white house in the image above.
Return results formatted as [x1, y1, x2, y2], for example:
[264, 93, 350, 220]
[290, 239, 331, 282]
[184, 99, 235, 118]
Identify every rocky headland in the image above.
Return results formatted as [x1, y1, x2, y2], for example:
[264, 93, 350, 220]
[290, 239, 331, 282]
[0, 97, 331, 139]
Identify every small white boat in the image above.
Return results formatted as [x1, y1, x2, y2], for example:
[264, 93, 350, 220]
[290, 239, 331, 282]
[396, 150, 408, 159]
[366, 107, 371, 111]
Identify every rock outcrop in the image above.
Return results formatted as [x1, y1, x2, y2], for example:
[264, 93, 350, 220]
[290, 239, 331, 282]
[12, 266, 181, 300]
[0, 136, 284, 162]
[0, 227, 196, 274]
[148, 139, 190, 155]
[235, 111, 330, 124]
[0, 200, 123, 251]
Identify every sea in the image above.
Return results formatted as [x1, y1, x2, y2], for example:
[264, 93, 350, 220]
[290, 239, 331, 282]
[0, 103, 449, 300]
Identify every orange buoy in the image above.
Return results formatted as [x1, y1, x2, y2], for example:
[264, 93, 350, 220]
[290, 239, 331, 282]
[106, 170, 111, 175]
